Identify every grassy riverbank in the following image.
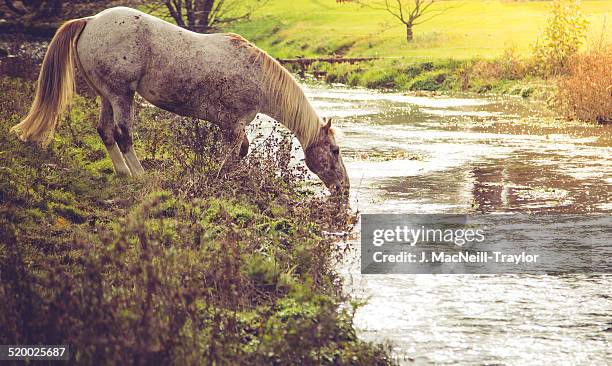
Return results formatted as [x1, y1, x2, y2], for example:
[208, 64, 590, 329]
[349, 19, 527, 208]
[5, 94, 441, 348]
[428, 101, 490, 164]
[222, 0, 610, 97]
[229, 0, 610, 59]
[292, 56, 554, 99]
[3, 1, 609, 99]
[0, 76, 393, 365]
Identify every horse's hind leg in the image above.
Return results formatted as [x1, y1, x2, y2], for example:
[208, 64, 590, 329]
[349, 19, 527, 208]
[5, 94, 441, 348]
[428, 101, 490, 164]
[110, 93, 145, 176]
[97, 98, 131, 176]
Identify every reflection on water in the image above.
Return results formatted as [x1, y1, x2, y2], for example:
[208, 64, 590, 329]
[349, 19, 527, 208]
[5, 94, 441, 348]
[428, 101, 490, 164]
[303, 84, 612, 214]
[302, 84, 612, 365]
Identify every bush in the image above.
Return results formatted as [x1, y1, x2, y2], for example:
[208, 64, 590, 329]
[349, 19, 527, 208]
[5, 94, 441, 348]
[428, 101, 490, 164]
[470, 48, 530, 82]
[532, 0, 588, 76]
[556, 45, 612, 122]
[408, 70, 448, 91]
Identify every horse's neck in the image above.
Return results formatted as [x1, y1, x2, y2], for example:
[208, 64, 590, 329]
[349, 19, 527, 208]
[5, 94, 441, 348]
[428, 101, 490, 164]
[260, 81, 321, 148]
[221, 35, 321, 147]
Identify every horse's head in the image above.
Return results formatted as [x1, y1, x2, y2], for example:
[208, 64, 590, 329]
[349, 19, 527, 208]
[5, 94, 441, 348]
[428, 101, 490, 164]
[304, 118, 350, 195]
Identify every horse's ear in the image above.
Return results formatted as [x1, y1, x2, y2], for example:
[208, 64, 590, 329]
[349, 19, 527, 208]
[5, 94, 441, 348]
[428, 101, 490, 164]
[323, 117, 332, 132]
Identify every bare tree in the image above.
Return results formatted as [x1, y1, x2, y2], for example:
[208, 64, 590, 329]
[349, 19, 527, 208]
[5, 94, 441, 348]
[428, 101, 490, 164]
[2, 1, 128, 20]
[351, 0, 457, 42]
[143, 0, 267, 33]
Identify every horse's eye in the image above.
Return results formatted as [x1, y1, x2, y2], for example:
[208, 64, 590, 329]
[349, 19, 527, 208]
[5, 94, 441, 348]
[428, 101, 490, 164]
[331, 146, 340, 155]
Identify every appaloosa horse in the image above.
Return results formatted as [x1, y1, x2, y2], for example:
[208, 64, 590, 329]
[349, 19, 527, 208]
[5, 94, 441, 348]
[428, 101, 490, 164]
[11, 7, 349, 193]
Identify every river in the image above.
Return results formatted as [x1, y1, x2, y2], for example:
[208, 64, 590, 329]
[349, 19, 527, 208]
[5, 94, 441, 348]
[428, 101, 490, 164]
[301, 84, 611, 365]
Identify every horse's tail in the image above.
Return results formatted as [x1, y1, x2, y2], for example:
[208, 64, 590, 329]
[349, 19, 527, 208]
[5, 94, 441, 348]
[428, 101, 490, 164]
[10, 18, 87, 146]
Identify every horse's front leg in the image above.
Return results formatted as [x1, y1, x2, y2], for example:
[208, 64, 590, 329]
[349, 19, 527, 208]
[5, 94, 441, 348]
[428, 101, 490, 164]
[220, 128, 248, 163]
[238, 130, 249, 158]
[221, 116, 252, 161]
[216, 118, 251, 177]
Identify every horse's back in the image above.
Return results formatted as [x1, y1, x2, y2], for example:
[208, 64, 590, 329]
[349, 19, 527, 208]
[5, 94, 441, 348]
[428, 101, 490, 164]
[77, 7, 264, 124]
[78, 6, 257, 78]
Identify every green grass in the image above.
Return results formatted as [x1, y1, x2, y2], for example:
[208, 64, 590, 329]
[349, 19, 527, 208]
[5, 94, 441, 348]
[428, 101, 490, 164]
[0, 77, 393, 365]
[227, 0, 611, 60]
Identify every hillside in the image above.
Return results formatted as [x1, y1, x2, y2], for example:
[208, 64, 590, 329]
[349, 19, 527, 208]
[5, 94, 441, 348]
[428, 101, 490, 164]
[227, 0, 611, 60]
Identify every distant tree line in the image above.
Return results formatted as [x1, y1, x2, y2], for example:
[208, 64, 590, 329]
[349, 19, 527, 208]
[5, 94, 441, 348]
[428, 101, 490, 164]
[141, 0, 268, 33]
[0, 0, 137, 21]
[2, 0, 64, 20]
[1, 1, 267, 34]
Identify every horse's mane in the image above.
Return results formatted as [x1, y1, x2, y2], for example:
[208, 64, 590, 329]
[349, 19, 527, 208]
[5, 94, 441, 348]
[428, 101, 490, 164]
[227, 33, 321, 147]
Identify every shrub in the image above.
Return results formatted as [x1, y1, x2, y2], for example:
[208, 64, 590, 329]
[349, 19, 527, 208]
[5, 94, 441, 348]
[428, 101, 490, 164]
[408, 70, 448, 91]
[556, 45, 612, 122]
[532, 0, 588, 76]
[360, 64, 398, 89]
[470, 48, 529, 82]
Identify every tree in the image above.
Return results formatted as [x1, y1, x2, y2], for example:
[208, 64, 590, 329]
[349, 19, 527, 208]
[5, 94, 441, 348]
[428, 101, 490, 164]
[1, 0, 122, 21]
[143, 0, 267, 33]
[352, 0, 456, 42]
[3, 0, 64, 20]
[532, 0, 588, 76]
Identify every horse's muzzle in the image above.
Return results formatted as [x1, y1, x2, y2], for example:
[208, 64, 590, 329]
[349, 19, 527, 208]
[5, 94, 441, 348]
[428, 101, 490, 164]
[331, 180, 350, 197]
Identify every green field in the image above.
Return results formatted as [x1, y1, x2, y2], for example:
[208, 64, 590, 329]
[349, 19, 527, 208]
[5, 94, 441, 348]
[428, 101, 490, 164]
[227, 0, 611, 60]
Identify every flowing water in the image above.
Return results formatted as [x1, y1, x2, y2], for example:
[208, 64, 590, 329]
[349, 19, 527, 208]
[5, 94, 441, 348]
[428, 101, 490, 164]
[302, 84, 611, 365]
